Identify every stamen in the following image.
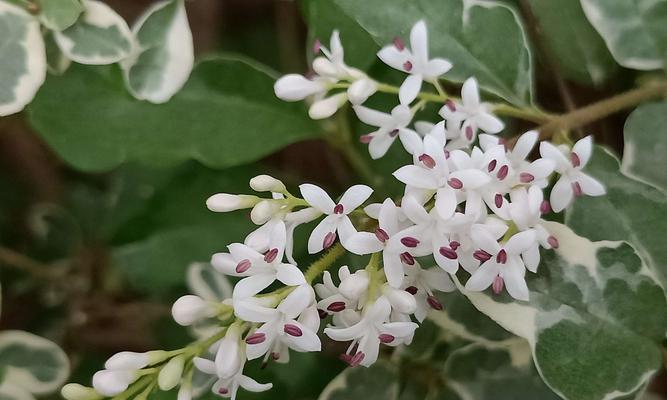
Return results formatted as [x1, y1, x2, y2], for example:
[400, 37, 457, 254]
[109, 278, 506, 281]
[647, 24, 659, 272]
[339, 353, 353, 365]
[284, 323, 303, 337]
[375, 228, 390, 243]
[218, 387, 229, 395]
[403, 60, 413, 72]
[571, 152, 581, 167]
[449, 241, 460, 250]
[494, 193, 503, 208]
[465, 126, 474, 141]
[389, 128, 399, 137]
[360, 134, 373, 144]
[418, 153, 436, 168]
[520, 172, 534, 183]
[448, 178, 463, 189]
[540, 200, 551, 214]
[327, 301, 346, 312]
[400, 252, 415, 265]
[245, 332, 266, 344]
[263, 248, 278, 263]
[439, 246, 457, 259]
[572, 181, 583, 197]
[445, 99, 456, 112]
[378, 334, 395, 344]
[235, 259, 251, 273]
[473, 249, 492, 262]
[350, 351, 365, 367]
[496, 249, 507, 264]
[497, 165, 509, 180]
[444, 149, 450, 159]
[405, 286, 418, 295]
[323, 231, 337, 249]
[271, 352, 280, 361]
[492, 275, 504, 295]
[487, 159, 497, 172]
[393, 37, 405, 51]
[547, 235, 559, 249]
[427, 295, 443, 310]
[333, 204, 344, 214]
[401, 237, 420, 248]
[312, 39, 321, 54]
[318, 309, 328, 319]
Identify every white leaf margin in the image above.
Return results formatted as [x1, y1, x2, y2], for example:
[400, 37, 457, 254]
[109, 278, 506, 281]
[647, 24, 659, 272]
[122, 0, 194, 104]
[0, 330, 70, 395]
[0, 381, 36, 400]
[0, 2, 46, 117]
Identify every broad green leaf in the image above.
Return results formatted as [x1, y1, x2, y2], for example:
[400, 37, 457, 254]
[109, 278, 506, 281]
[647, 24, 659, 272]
[319, 361, 399, 400]
[0, 331, 69, 395]
[122, 0, 194, 103]
[444, 340, 559, 400]
[37, 0, 83, 31]
[307, 0, 533, 106]
[525, 0, 617, 85]
[53, 0, 132, 65]
[27, 56, 321, 171]
[580, 0, 667, 70]
[567, 146, 667, 291]
[621, 102, 667, 191]
[0, 1, 46, 116]
[458, 222, 667, 400]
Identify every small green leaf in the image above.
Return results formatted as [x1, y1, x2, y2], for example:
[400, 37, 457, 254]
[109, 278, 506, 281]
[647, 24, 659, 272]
[580, 0, 667, 70]
[122, 0, 194, 103]
[525, 0, 618, 85]
[27, 56, 320, 171]
[621, 101, 667, 191]
[306, 0, 534, 106]
[0, 331, 69, 395]
[319, 361, 399, 400]
[0, 1, 46, 116]
[53, 0, 133, 65]
[458, 222, 667, 400]
[37, 0, 84, 31]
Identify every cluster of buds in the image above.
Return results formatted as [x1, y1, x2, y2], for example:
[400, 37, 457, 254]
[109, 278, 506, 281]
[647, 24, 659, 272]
[64, 19, 606, 400]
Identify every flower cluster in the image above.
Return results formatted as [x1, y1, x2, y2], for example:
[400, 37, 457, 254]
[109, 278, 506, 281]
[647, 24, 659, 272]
[66, 20, 606, 400]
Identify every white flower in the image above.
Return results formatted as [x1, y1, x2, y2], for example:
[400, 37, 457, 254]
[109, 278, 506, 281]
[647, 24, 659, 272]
[240, 285, 321, 363]
[299, 183, 373, 253]
[214, 323, 245, 379]
[465, 226, 536, 301]
[315, 265, 368, 315]
[193, 354, 272, 400]
[211, 220, 306, 298]
[539, 135, 605, 212]
[402, 261, 455, 322]
[324, 296, 418, 367]
[377, 20, 452, 104]
[354, 104, 420, 159]
[439, 78, 504, 140]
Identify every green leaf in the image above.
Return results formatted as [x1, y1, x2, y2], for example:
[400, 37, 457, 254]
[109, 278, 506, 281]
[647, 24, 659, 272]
[0, 1, 46, 116]
[567, 146, 667, 291]
[319, 361, 399, 400]
[444, 340, 559, 400]
[580, 0, 667, 70]
[306, 0, 533, 106]
[53, 0, 133, 65]
[122, 0, 194, 103]
[525, 0, 617, 85]
[37, 0, 84, 31]
[621, 101, 667, 191]
[0, 383, 35, 400]
[27, 56, 321, 171]
[458, 222, 667, 400]
[0, 331, 69, 395]
[44, 31, 71, 75]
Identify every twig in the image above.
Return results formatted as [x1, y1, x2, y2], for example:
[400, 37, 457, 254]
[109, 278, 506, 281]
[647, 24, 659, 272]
[0, 246, 63, 280]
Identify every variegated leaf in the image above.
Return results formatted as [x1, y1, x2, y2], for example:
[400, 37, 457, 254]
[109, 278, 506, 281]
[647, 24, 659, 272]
[37, 0, 84, 31]
[319, 361, 399, 400]
[621, 102, 667, 191]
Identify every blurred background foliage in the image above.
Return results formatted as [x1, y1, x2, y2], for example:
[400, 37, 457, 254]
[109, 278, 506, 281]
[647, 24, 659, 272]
[0, 0, 666, 399]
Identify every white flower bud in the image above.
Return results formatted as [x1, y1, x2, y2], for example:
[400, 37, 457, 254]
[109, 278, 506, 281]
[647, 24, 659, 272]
[339, 271, 369, 300]
[171, 295, 214, 326]
[348, 78, 377, 105]
[312, 57, 338, 77]
[105, 351, 150, 370]
[249, 175, 286, 193]
[383, 287, 417, 315]
[250, 200, 281, 225]
[158, 355, 185, 391]
[308, 93, 347, 119]
[215, 323, 243, 379]
[274, 74, 325, 101]
[206, 194, 259, 212]
[92, 370, 136, 397]
[177, 382, 192, 400]
[61, 384, 101, 400]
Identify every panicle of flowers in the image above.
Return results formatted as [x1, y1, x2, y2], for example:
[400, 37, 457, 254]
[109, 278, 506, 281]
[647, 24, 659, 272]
[64, 19, 607, 400]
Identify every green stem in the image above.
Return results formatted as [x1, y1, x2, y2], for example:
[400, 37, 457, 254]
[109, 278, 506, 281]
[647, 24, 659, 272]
[305, 243, 346, 284]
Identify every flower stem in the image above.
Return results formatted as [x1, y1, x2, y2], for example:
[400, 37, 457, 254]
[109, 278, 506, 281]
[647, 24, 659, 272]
[305, 243, 346, 284]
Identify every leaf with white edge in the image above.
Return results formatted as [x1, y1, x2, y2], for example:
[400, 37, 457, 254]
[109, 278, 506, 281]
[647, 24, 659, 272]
[122, 0, 194, 103]
[525, 0, 618, 85]
[444, 340, 560, 400]
[309, 0, 534, 106]
[319, 361, 399, 400]
[457, 222, 667, 400]
[44, 32, 71, 75]
[186, 262, 233, 302]
[27, 56, 320, 171]
[580, 0, 667, 70]
[53, 0, 133, 65]
[0, 382, 35, 400]
[0, 331, 69, 395]
[567, 146, 667, 291]
[0, 1, 46, 116]
[37, 0, 84, 31]
[621, 102, 667, 191]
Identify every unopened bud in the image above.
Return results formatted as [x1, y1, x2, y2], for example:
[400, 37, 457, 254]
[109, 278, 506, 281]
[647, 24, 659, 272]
[171, 295, 214, 326]
[206, 193, 259, 212]
[308, 93, 347, 119]
[250, 200, 281, 225]
[105, 351, 150, 370]
[61, 384, 101, 400]
[249, 175, 286, 193]
[92, 370, 136, 397]
[383, 288, 417, 314]
[339, 272, 369, 300]
[158, 355, 185, 391]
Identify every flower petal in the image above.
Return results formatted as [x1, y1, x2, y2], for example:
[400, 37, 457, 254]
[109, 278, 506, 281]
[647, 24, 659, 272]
[393, 165, 439, 189]
[238, 375, 273, 393]
[344, 232, 383, 255]
[572, 135, 593, 167]
[470, 225, 502, 254]
[299, 184, 335, 213]
[233, 274, 275, 299]
[377, 45, 408, 71]
[504, 230, 536, 255]
[465, 261, 498, 291]
[353, 105, 392, 127]
[339, 184, 373, 211]
[383, 250, 405, 288]
[550, 176, 573, 212]
[424, 58, 452, 78]
[278, 284, 313, 319]
[461, 77, 480, 109]
[503, 260, 529, 301]
[539, 141, 570, 172]
[399, 74, 423, 105]
[282, 320, 322, 352]
[577, 173, 606, 196]
[276, 264, 306, 287]
[512, 130, 538, 161]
